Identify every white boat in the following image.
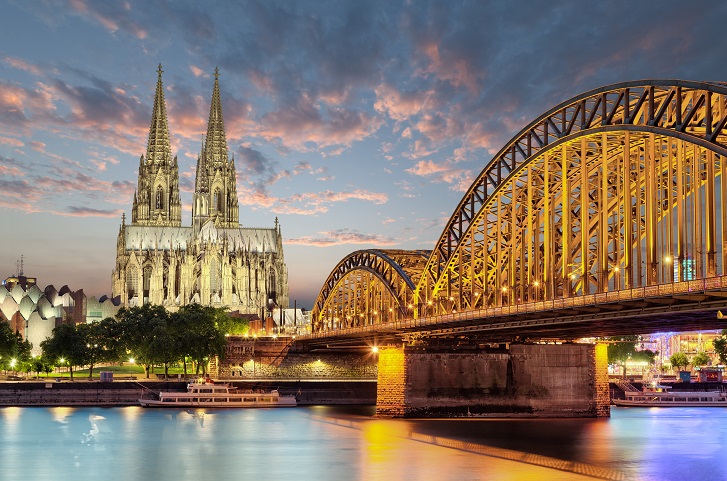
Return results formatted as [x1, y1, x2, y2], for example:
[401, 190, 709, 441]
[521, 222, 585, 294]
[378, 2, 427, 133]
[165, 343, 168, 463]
[139, 380, 297, 408]
[613, 383, 727, 407]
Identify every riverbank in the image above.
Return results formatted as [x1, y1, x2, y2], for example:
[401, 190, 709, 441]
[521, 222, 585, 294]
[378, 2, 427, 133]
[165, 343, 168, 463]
[0, 379, 377, 407]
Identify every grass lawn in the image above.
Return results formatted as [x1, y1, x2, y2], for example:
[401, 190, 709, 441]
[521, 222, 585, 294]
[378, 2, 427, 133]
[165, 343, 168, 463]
[16, 363, 205, 380]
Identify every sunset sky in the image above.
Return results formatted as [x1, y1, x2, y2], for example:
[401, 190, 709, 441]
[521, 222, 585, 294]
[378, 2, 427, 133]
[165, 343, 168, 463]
[1, 0, 726, 308]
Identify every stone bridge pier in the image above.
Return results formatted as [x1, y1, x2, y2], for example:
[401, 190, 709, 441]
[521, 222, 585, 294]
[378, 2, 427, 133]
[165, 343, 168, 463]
[376, 342, 609, 418]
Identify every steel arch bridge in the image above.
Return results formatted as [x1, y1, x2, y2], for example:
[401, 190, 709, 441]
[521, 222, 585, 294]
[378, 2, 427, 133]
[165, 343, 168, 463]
[312, 249, 430, 331]
[311, 80, 727, 340]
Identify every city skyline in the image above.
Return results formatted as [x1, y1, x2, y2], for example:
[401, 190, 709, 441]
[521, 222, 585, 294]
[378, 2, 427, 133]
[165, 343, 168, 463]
[1, 1, 726, 308]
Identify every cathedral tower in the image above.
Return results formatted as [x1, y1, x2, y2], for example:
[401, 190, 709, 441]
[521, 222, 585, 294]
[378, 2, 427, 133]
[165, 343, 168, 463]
[192, 68, 240, 230]
[132, 64, 182, 227]
[113, 66, 288, 314]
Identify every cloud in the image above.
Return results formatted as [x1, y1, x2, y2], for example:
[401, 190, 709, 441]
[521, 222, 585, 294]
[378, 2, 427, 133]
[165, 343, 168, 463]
[3, 56, 43, 76]
[0, 136, 24, 147]
[64, 206, 124, 217]
[286, 228, 397, 247]
[406, 159, 473, 192]
[258, 94, 382, 151]
[236, 185, 388, 217]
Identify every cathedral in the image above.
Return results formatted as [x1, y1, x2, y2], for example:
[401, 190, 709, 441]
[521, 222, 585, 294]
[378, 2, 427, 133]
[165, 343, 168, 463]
[112, 66, 289, 315]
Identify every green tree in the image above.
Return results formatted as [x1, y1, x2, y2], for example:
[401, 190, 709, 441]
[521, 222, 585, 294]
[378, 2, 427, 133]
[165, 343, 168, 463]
[669, 352, 690, 372]
[40, 323, 87, 381]
[692, 351, 711, 368]
[173, 304, 228, 375]
[712, 329, 727, 366]
[606, 336, 639, 378]
[116, 304, 170, 378]
[77, 318, 124, 379]
[631, 348, 657, 367]
[0, 322, 32, 372]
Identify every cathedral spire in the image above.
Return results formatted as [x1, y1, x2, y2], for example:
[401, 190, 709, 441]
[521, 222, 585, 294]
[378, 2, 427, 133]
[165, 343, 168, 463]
[193, 68, 239, 230]
[204, 67, 228, 163]
[146, 64, 172, 164]
[131, 65, 182, 227]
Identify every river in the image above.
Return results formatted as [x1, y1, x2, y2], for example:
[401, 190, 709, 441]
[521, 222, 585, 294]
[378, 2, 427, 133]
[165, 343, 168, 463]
[0, 405, 724, 481]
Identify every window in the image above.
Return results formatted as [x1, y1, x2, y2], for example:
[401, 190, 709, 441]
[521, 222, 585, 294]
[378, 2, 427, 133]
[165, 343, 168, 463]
[214, 189, 222, 212]
[156, 186, 164, 209]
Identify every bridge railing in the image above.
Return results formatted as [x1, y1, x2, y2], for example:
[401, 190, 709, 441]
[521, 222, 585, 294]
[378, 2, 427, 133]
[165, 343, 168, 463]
[308, 275, 727, 339]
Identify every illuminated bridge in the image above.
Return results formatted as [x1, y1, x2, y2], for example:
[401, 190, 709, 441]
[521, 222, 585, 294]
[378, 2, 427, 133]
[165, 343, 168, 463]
[306, 80, 727, 348]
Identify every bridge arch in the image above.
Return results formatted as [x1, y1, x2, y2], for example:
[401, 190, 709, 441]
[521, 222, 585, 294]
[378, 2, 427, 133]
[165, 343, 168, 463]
[416, 80, 727, 315]
[312, 249, 430, 331]
[313, 80, 727, 330]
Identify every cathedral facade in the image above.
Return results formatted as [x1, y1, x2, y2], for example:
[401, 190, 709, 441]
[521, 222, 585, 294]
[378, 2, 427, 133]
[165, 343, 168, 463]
[112, 66, 289, 314]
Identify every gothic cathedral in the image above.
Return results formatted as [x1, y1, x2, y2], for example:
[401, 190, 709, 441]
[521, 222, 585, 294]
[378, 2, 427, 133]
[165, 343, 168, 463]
[112, 66, 289, 314]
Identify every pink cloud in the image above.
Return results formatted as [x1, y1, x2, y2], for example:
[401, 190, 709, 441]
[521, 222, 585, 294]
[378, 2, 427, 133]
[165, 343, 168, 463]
[418, 42, 482, 95]
[406, 159, 473, 192]
[3, 56, 42, 76]
[0, 136, 23, 147]
[286, 228, 398, 247]
[374, 83, 433, 121]
[189, 65, 208, 78]
[258, 94, 381, 151]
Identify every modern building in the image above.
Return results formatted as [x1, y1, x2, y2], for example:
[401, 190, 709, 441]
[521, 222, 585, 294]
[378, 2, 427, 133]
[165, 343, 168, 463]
[0, 273, 121, 356]
[112, 66, 289, 315]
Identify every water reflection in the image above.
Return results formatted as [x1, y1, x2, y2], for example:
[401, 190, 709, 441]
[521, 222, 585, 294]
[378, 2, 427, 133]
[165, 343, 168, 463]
[0, 406, 724, 481]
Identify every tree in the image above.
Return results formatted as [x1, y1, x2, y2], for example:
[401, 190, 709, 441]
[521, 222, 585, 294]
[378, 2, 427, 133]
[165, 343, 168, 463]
[77, 318, 124, 379]
[116, 304, 171, 378]
[173, 304, 228, 375]
[40, 323, 87, 381]
[631, 348, 657, 367]
[606, 336, 640, 378]
[712, 329, 727, 366]
[669, 352, 690, 372]
[692, 351, 711, 368]
[0, 321, 32, 372]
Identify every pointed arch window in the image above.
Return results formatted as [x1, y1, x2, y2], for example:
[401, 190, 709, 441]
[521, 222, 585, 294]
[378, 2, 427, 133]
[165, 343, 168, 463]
[143, 266, 152, 301]
[267, 267, 277, 305]
[210, 257, 221, 295]
[126, 267, 138, 300]
[214, 188, 222, 212]
[156, 186, 165, 210]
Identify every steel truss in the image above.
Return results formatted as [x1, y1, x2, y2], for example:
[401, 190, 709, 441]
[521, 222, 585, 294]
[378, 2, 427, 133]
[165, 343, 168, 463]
[313, 80, 727, 333]
[312, 249, 430, 331]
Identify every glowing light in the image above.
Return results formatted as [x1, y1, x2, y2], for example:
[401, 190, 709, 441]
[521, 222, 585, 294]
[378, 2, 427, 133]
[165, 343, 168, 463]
[501, 286, 508, 292]
[129, 357, 135, 364]
[372, 346, 379, 354]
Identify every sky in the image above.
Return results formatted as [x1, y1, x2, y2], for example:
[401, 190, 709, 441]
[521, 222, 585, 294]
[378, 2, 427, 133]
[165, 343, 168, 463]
[1, 0, 726, 309]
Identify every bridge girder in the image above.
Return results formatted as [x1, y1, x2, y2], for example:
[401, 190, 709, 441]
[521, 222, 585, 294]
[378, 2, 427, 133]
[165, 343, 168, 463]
[310, 80, 727, 340]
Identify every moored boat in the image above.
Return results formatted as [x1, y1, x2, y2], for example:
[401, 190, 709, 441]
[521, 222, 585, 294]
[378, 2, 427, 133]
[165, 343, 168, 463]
[613, 382, 727, 407]
[139, 380, 297, 408]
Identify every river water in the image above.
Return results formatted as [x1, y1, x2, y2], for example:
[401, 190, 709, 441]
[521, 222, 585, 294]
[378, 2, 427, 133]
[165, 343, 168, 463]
[0, 405, 724, 481]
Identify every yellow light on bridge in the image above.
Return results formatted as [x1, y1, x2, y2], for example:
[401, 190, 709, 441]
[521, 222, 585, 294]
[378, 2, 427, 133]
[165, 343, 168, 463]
[372, 346, 379, 354]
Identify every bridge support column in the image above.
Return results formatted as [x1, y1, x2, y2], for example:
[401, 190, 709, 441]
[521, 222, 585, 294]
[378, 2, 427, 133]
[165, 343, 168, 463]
[375, 342, 610, 418]
[375, 346, 408, 417]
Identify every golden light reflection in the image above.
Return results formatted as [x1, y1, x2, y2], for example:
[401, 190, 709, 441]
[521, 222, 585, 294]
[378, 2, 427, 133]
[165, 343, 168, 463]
[50, 406, 74, 424]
